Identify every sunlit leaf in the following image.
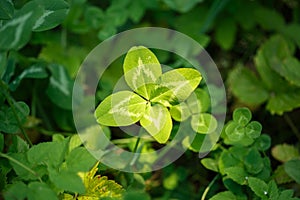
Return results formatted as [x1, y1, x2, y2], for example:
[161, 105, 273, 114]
[186, 88, 211, 114]
[95, 91, 147, 126]
[140, 104, 172, 144]
[191, 113, 217, 134]
[170, 102, 191, 122]
[151, 68, 202, 105]
[123, 46, 161, 99]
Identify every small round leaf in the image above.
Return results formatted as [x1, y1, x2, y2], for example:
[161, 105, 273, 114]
[170, 102, 191, 122]
[233, 107, 252, 126]
[245, 121, 262, 139]
[191, 113, 217, 134]
[225, 121, 245, 142]
[254, 134, 271, 151]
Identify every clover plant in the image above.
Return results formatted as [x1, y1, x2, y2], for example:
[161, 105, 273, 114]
[95, 46, 216, 144]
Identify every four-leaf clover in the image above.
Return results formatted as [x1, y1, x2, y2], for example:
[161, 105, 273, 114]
[95, 46, 202, 143]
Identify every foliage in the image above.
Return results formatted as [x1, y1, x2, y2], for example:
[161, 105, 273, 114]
[201, 108, 299, 200]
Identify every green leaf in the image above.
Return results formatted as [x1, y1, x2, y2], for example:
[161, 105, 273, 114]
[209, 191, 237, 200]
[254, 6, 285, 31]
[245, 121, 262, 139]
[0, 1, 42, 51]
[46, 64, 78, 110]
[80, 125, 111, 151]
[151, 68, 202, 105]
[170, 102, 191, 122]
[9, 153, 47, 180]
[201, 158, 218, 172]
[27, 139, 68, 168]
[266, 90, 300, 115]
[9, 65, 48, 91]
[140, 104, 172, 144]
[282, 23, 300, 48]
[123, 46, 161, 99]
[163, 172, 179, 190]
[49, 168, 85, 194]
[191, 113, 217, 134]
[65, 147, 97, 172]
[276, 57, 300, 87]
[254, 134, 271, 151]
[225, 121, 245, 142]
[186, 88, 211, 114]
[84, 6, 104, 29]
[271, 144, 300, 162]
[163, 0, 203, 13]
[278, 189, 295, 199]
[224, 166, 248, 185]
[244, 148, 264, 174]
[228, 66, 269, 105]
[182, 133, 205, 152]
[274, 165, 294, 184]
[95, 91, 147, 126]
[123, 191, 151, 200]
[247, 177, 268, 199]
[218, 150, 240, 175]
[0, 0, 14, 20]
[32, 0, 69, 31]
[267, 180, 279, 200]
[128, 1, 146, 23]
[284, 159, 300, 184]
[215, 17, 237, 50]
[233, 107, 252, 126]
[9, 135, 29, 153]
[0, 133, 3, 152]
[68, 134, 82, 152]
[0, 102, 30, 133]
[0, 52, 7, 79]
[4, 181, 28, 200]
[255, 44, 291, 92]
[78, 162, 124, 198]
[27, 182, 58, 200]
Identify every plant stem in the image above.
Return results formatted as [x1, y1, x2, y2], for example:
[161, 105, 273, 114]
[133, 137, 141, 153]
[31, 80, 37, 117]
[0, 152, 42, 182]
[201, 174, 220, 200]
[284, 114, 300, 141]
[0, 80, 33, 146]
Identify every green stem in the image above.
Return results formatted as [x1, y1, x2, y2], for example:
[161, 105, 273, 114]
[31, 80, 37, 117]
[283, 114, 300, 141]
[0, 80, 33, 146]
[201, 174, 220, 200]
[0, 152, 42, 182]
[200, 0, 230, 33]
[133, 137, 141, 153]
